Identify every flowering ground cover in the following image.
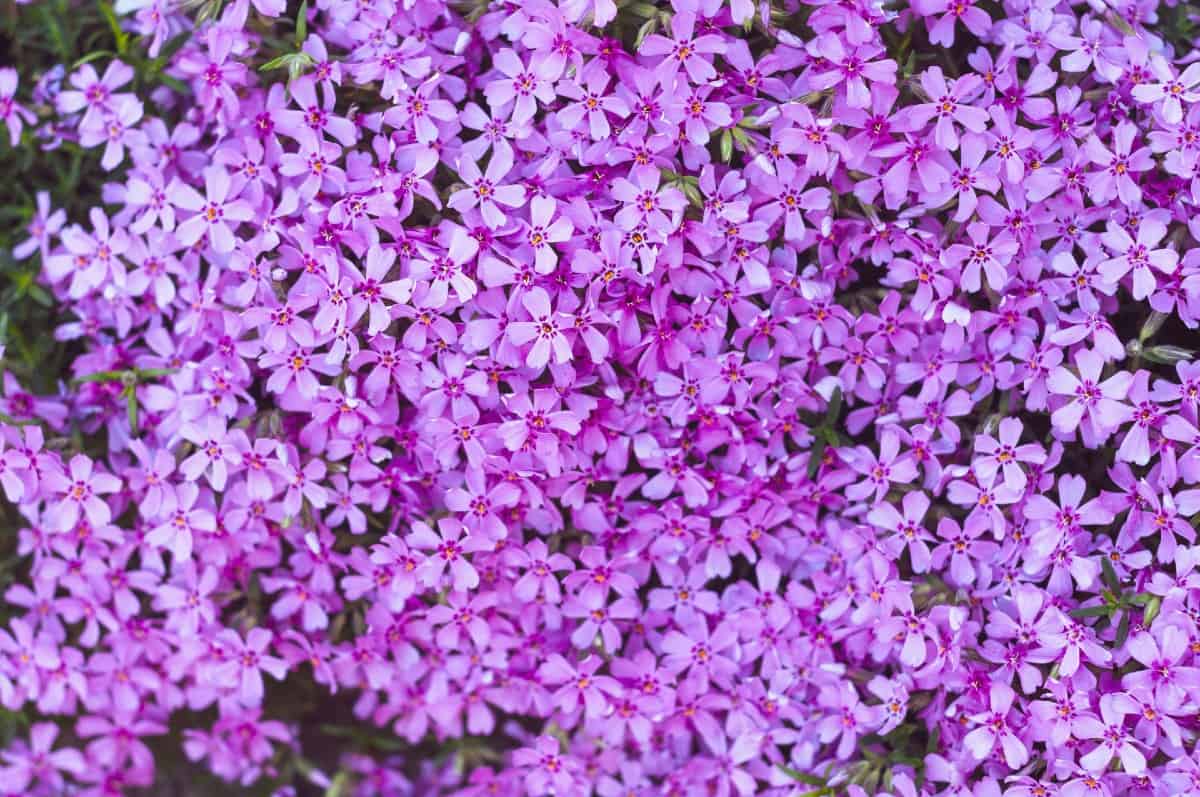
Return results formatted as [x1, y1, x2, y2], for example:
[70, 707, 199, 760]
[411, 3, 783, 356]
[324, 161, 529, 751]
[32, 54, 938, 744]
[1, 0, 1200, 794]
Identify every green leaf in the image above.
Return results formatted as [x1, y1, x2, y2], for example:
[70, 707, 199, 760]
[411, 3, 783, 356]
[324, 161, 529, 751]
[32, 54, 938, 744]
[633, 17, 658, 50]
[73, 369, 128, 384]
[159, 74, 189, 94]
[98, 2, 129, 54]
[1069, 605, 1112, 618]
[1101, 556, 1120, 592]
[134, 367, 177, 379]
[125, 386, 139, 434]
[807, 439, 826, 479]
[295, 0, 309, 47]
[1143, 595, 1162, 627]
[825, 387, 843, 423]
[260, 53, 296, 72]
[1114, 610, 1131, 647]
[1139, 311, 1168, 342]
[28, 285, 52, 308]
[260, 52, 314, 79]
[156, 31, 193, 64]
[777, 765, 825, 786]
[719, 129, 733, 163]
[324, 772, 348, 797]
[72, 50, 116, 69]
[1143, 345, 1194, 364]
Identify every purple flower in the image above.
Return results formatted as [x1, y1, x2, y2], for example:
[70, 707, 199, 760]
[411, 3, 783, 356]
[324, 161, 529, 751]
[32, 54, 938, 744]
[171, 166, 254, 254]
[1, 723, 86, 793]
[1099, 218, 1179, 301]
[1047, 348, 1132, 444]
[640, 12, 726, 86]
[1085, 122, 1154, 205]
[0, 68, 35, 146]
[214, 628, 287, 706]
[964, 682, 1030, 768]
[448, 144, 527, 229]
[43, 454, 120, 532]
[1121, 627, 1200, 710]
[483, 49, 561, 125]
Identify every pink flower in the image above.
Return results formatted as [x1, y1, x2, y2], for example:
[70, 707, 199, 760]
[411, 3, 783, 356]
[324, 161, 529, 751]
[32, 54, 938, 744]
[448, 143, 527, 229]
[1047, 348, 1132, 444]
[43, 454, 120, 531]
[214, 628, 288, 706]
[964, 682, 1030, 768]
[171, 166, 254, 254]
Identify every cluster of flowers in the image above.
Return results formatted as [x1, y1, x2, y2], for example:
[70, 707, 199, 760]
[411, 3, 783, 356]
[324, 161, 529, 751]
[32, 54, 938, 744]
[2, 0, 1200, 793]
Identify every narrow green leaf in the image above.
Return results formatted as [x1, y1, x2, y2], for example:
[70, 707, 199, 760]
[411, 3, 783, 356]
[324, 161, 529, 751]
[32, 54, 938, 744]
[777, 765, 825, 786]
[1139, 311, 1168, 342]
[295, 0, 309, 47]
[719, 129, 733, 163]
[1143, 595, 1162, 627]
[260, 53, 296, 72]
[324, 772, 348, 797]
[807, 439, 826, 479]
[73, 369, 128, 384]
[1114, 611, 1131, 647]
[825, 387, 843, 423]
[72, 50, 116, 69]
[156, 32, 193, 64]
[1069, 605, 1112, 618]
[633, 17, 658, 50]
[98, 2, 129, 54]
[1101, 556, 1120, 592]
[159, 74, 189, 94]
[1143, 345, 1194, 364]
[133, 367, 177, 379]
[27, 285, 53, 308]
[125, 387, 139, 434]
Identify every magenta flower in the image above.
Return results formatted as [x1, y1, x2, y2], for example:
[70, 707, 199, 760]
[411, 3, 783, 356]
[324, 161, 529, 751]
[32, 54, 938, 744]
[844, 428, 917, 503]
[505, 287, 574, 370]
[171, 166, 253, 254]
[896, 67, 988, 151]
[816, 683, 881, 759]
[448, 144, 527, 229]
[640, 11, 726, 86]
[537, 654, 621, 719]
[1047, 348, 1132, 444]
[1076, 693, 1147, 775]
[1122, 627, 1200, 710]
[214, 628, 288, 706]
[660, 618, 738, 690]
[806, 38, 896, 109]
[43, 454, 120, 532]
[1099, 218, 1179, 301]
[973, 417, 1045, 491]
[965, 682, 1030, 768]
[611, 167, 686, 233]
[0, 68, 35, 146]
[409, 518, 487, 590]
[145, 482, 216, 562]
[1085, 122, 1154, 205]
[55, 60, 135, 127]
[483, 49, 561, 125]
[1, 722, 86, 793]
[912, 0, 991, 46]
[179, 418, 240, 490]
[1132, 61, 1200, 124]
[513, 736, 577, 795]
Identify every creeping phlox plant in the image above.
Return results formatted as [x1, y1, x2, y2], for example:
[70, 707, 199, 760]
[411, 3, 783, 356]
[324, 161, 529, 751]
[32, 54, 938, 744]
[2, 0, 1200, 794]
